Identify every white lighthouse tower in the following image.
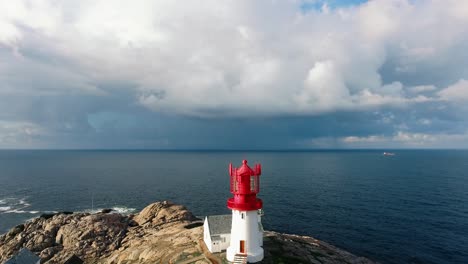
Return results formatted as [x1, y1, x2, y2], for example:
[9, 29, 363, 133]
[226, 160, 264, 263]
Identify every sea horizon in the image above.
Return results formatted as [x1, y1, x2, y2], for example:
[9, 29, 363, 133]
[2, 148, 468, 151]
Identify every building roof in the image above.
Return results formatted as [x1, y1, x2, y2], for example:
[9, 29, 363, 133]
[206, 214, 231, 236]
[5, 248, 40, 264]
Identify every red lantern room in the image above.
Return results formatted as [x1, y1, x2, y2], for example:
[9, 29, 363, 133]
[227, 160, 262, 211]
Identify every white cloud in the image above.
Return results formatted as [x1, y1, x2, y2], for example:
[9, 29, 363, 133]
[299, 130, 468, 149]
[392, 131, 436, 144]
[0, 1, 60, 46]
[438, 79, 468, 102]
[0, 0, 467, 119]
[339, 131, 468, 148]
[296, 60, 351, 112]
[408, 85, 437, 93]
[356, 0, 409, 42]
[342, 135, 386, 143]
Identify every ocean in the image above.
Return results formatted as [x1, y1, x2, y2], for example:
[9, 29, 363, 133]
[0, 150, 467, 264]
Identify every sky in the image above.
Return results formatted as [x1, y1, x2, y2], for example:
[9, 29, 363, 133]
[1, 0, 468, 149]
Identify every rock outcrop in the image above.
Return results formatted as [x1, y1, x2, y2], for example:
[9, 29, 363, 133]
[262, 231, 374, 264]
[0, 201, 375, 264]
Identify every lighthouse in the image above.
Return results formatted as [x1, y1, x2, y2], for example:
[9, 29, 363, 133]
[226, 160, 264, 263]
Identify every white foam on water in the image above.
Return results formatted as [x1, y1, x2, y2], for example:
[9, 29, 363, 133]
[5, 210, 27, 214]
[18, 199, 31, 207]
[111, 207, 137, 214]
[4, 209, 42, 214]
[85, 206, 137, 215]
[0, 197, 37, 214]
[1, 196, 136, 216]
[0, 206, 12, 212]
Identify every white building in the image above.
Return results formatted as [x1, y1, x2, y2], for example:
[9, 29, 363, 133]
[203, 215, 232, 253]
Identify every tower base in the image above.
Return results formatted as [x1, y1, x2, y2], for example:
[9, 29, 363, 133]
[226, 246, 264, 263]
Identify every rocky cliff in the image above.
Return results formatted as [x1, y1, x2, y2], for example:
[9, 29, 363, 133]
[0, 201, 375, 264]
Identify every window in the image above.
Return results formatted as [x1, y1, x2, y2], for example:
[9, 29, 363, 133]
[250, 176, 255, 191]
[231, 175, 239, 192]
[250, 175, 259, 192]
[241, 213, 245, 219]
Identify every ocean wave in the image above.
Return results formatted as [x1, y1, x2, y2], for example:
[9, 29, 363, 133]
[111, 207, 137, 214]
[0, 206, 12, 212]
[3, 210, 40, 214]
[85, 206, 137, 215]
[18, 199, 31, 207]
[0, 197, 34, 214]
[1, 196, 136, 216]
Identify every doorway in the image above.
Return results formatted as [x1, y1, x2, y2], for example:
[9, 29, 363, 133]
[240, 240, 245, 254]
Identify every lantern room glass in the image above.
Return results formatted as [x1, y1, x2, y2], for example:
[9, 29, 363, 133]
[250, 175, 259, 193]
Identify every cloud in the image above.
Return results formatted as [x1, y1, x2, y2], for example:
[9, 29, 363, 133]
[2, 0, 467, 115]
[342, 135, 386, 143]
[338, 131, 468, 148]
[392, 131, 436, 144]
[0, 121, 45, 148]
[438, 79, 468, 102]
[408, 85, 437, 93]
[0, 0, 467, 148]
[418, 119, 432, 125]
[302, 131, 452, 149]
[0, 50, 104, 96]
[295, 60, 351, 112]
